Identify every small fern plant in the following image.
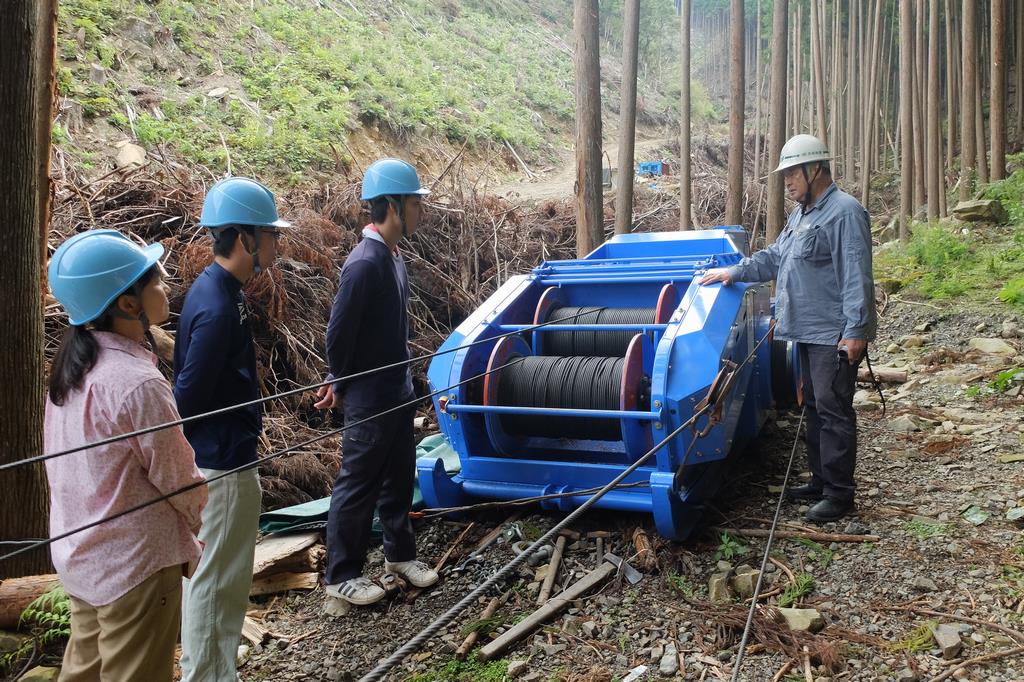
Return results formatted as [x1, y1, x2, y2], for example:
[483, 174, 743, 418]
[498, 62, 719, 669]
[0, 584, 71, 674]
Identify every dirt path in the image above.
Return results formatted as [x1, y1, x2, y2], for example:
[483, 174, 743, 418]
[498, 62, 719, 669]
[492, 136, 674, 203]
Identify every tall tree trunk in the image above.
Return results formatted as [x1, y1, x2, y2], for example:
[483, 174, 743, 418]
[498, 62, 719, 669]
[991, 0, 1007, 179]
[767, 0, 789, 244]
[726, 0, 746, 225]
[811, 0, 828, 140]
[0, 0, 55, 577]
[614, 0, 640, 235]
[753, 0, 764, 183]
[961, 0, 978, 201]
[680, 0, 692, 230]
[975, 59, 990, 184]
[574, 0, 602, 255]
[913, 1, 927, 210]
[946, 0, 958, 169]
[927, 0, 943, 219]
[901, 0, 916, 241]
[830, 0, 842, 171]
[1015, 0, 1023, 143]
[794, 3, 803, 133]
[859, 0, 883, 206]
[846, 0, 858, 179]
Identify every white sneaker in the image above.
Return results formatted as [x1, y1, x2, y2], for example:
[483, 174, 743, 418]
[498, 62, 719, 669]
[325, 576, 385, 605]
[384, 559, 439, 588]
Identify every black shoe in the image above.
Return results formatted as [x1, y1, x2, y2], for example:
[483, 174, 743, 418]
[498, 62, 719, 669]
[805, 497, 855, 523]
[786, 484, 824, 501]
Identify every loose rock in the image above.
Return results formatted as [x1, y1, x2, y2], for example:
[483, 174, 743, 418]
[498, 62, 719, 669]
[777, 607, 825, 632]
[968, 337, 1016, 355]
[931, 623, 964, 659]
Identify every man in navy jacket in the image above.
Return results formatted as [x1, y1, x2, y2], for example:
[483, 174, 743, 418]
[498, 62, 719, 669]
[315, 158, 438, 605]
[175, 177, 288, 680]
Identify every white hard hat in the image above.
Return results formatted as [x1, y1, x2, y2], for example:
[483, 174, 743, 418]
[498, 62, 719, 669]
[773, 134, 831, 173]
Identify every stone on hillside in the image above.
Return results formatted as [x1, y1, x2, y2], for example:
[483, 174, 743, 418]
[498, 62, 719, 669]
[912, 576, 938, 592]
[507, 659, 530, 678]
[1002, 321, 1021, 339]
[18, 667, 60, 682]
[930, 623, 964, 659]
[952, 199, 1009, 224]
[777, 607, 825, 633]
[897, 668, 921, 682]
[659, 643, 679, 676]
[115, 143, 147, 169]
[709, 571, 732, 602]
[901, 335, 925, 348]
[0, 631, 28, 654]
[890, 415, 921, 433]
[730, 566, 760, 599]
[968, 337, 1016, 355]
[207, 86, 230, 99]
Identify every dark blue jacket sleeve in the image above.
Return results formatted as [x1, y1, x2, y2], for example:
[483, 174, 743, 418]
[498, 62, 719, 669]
[174, 313, 234, 417]
[326, 258, 375, 388]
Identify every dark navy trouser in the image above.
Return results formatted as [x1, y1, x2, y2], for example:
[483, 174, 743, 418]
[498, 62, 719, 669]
[799, 343, 861, 502]
[326, 404, 416, 584]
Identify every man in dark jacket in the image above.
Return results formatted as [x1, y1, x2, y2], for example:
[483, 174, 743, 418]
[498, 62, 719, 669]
[175, 177, 288, 680]
[701, 135, 876, 523]
[316, 158, 438, 605]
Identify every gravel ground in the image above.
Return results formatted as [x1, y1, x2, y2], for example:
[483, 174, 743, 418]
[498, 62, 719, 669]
[240, 301, 1024, 682]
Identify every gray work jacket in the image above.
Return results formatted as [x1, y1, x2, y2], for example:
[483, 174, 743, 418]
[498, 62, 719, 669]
[726, 183, 876, 345]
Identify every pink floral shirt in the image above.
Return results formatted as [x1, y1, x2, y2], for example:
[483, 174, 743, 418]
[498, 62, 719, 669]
[44, 331, 207, 606]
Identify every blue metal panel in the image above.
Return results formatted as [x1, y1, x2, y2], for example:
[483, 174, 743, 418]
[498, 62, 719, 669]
[419, 229, 779, 540]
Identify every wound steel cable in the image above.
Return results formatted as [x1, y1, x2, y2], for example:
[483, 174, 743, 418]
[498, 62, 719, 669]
[544, 305, 655, 357]
[1, 308, 606, 473]
[0, 359, 523, 564]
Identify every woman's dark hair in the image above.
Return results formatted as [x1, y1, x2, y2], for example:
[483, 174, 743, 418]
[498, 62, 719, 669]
[48, 265, 158, 406]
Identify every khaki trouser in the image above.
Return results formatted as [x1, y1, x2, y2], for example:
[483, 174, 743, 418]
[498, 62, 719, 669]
[180, 467, 261, 682]
[60, 563, 183, 682]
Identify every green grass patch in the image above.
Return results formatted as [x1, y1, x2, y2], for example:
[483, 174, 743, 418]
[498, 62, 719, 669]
[778, 572, 815, 608]
[665, 572, 699, 598]
[795, 538, 834, 569]
[887, 620, 938, 653]
[405, 653, 507, 682]
[904, 519, 949, 540]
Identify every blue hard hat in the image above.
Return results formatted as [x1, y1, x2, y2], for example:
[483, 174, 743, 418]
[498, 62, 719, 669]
[360, 158, 431, 201]
[48, 230, 165, 326]
[199, 177, 291, 229]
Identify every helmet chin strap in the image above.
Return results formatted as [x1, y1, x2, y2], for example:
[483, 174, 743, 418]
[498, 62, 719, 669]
[241, 229, 262, 276]
[109, 281, 156, 350]
[800, 163, 823, 211]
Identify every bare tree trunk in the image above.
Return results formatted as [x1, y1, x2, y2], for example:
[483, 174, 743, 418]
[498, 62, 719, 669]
[860, 0, 883, 206]
[830, 0, 842, 170]
[753, 0, 764, 183]
[975, 57, 990, 184]
[574, 0, 602, 255]
[946, 0, 958, 169]
[794, 3, 803, 133]
[810, 0, 828, 141]
[726, 0, 746, 225]
[913, 1, 927, 210]
[614, 0, 640, 235]
[901, 0, 916, 241]
[680, 0, 692, 230]
[767, 0, 789, 244]
[991, 0, 1007, 180]
[1016, 0, 1023, 143]
[927, 0, 943, 219]
[846, 0, 858, 179]
[961, 0, 978, 201]
[0, 0, 55, 577]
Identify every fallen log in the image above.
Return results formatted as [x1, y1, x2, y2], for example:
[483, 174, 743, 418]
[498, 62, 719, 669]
[712, 527, 880, 543]
[858, 367, 907, 383]
[455, 596, 500, 660]
[478, 562, 616, 662]
[630, 527, 657, 571]
[252, 532, 319, 576]
[0, 574, 61, 629]
[249, 572, 319, 597]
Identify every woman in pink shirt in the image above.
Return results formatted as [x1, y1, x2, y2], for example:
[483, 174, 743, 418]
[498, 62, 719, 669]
[45, 230, 207, 682]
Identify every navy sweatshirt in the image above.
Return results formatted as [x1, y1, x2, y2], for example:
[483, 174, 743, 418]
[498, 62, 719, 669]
[326, 230, 414, 409]
[173, 262, 262, 470]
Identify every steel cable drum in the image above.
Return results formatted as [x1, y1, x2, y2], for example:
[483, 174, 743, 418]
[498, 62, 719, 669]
[543, 306, 656, 357]
[496, 355, 625, 441]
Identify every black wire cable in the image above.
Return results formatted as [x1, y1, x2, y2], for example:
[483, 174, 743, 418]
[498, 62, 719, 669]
[730, 407, 807, 682]
[544, 305, 655, 357]
[1, 308, 605, 473]
[0, 359, 523, 565]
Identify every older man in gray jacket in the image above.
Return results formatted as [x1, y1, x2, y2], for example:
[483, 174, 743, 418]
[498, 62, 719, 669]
[701, 134, 876, 522]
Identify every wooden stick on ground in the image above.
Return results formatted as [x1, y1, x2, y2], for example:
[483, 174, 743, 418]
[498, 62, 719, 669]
[455, 596, 501, 660]
[631, 527, 657, 571]
[927, 645, 1024, 682]
[802, 646, 813, 682]
[537, 535, 567, 606]
[478, 562, 615, 662]
[770, 659, 795, 682]
[713, 527, 880, 543]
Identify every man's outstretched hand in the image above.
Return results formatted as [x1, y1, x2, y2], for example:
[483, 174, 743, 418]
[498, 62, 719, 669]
[698, 268, 734, 285]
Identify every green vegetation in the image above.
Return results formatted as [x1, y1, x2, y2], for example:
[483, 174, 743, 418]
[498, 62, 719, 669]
[405, 653, 507, 682]
[714, 531, 747, 562]
[0, 585, 71, 675]
[665, 572, 699, 598]
[887, 620, 938, 653]
[778, 572, 815, 608]
[795, 538, 834, 569]
[57, 0, 706, 180]
[904, 519, 950, 540]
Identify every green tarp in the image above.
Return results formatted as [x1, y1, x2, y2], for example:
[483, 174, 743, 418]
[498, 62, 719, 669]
[257, 433, 461, 535]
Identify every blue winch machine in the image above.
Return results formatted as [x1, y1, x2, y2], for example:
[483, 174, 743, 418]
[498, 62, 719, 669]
[418, 229, 798, 540]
